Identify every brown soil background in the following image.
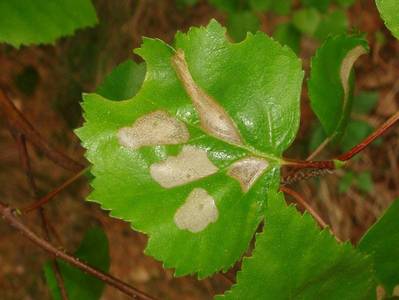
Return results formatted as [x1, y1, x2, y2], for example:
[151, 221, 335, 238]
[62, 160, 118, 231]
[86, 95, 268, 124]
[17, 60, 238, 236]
[0, 0, 398, 299]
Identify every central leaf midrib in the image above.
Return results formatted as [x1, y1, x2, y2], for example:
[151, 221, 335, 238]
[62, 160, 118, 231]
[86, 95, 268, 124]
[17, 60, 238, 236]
[140, 97, 282, 164]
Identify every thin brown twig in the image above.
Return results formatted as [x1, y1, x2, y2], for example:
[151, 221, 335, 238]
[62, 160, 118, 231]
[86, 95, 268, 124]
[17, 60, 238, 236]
[23, 167, 89, 213]
[0, 202, 157, 300]
[39, 208, 69, 300]
[131, 0, 146, 40]
[306, 137, 331, 161]
[13, 133, 69, 300]
[13, 133, 68, 299]
[0, 88, 83, 172]
[280, 186, 328, 229]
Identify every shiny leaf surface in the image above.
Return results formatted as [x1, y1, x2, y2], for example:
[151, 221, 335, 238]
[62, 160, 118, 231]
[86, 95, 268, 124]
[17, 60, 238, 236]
[308, 35, 369, 139]
[77, 20, 303, 278]
[0, 0, 98, 47]
[218, 193, 375, 300]
[375, 0, 399, 39]
[359, 199, 399, 295]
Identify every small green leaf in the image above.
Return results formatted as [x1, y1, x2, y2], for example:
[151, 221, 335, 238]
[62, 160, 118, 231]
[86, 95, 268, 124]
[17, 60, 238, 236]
[314, 10, 349, 41]
[249, 0, 271, 12]
[292, 8, 321, 36]
[376, 0, 399, 39]
[217, 192, 376, 299]
[269, 0, 293, 15]
[335, 0, 356, 7]
[358, 199, 399, 295]
[44, 228, 110, 300]
[339, 171, 374, 194]
[302, 0, 331, 12]
[308, 35, 369, 140]
[339, 171, 354, 193]
[77, 20, 303, 278]
[273, 23, 301, 54]
[208, 0, 245, 12]
[96, 60, 146, 101]
[356, 172, 374, 193]
[353, 91, 379, 114]
[227, 11, 260, 42]
[0, 0, 98, 48]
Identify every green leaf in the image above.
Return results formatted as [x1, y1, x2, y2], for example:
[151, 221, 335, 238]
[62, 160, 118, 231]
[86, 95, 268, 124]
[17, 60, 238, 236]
[339, 171, 354, 193]
[353, 91, 379, 114]
[273, 23, 301, 54]
[308, 35, 369, 140]
[338, 172, 374, 194]
[249, 0, 293, 14]
[227, 11, 260, 42]
[249, 0, 271, 12]
[96, 60, 146, 101]
[44, 228, 110, 300]
[77, 20, 303, 278]
[314, 10, 349, 41]
[335, 0, 356, 7]
[217, 192, 376, 299]
[356, 172, 374, 193]
[302, 0, 331, 12]
[292, 8, 321, 36]
[212, 0, 292, 14]
[358, 199, 399, 295]
[339, 171, 374, 194]
[269, 0, 293, 15]
[208, 0, 245, 12]
[0, 0, 98, 48]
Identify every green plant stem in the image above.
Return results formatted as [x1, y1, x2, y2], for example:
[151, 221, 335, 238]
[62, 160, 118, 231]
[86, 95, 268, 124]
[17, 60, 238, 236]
[0, 201, 157, 300]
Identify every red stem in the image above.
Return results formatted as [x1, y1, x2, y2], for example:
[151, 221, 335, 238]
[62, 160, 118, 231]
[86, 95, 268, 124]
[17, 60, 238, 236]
[280, 186, 328, 228]
[283, 159, 335, 170]
[337, 110, 399, 161]
[283, 110, 399, 173]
